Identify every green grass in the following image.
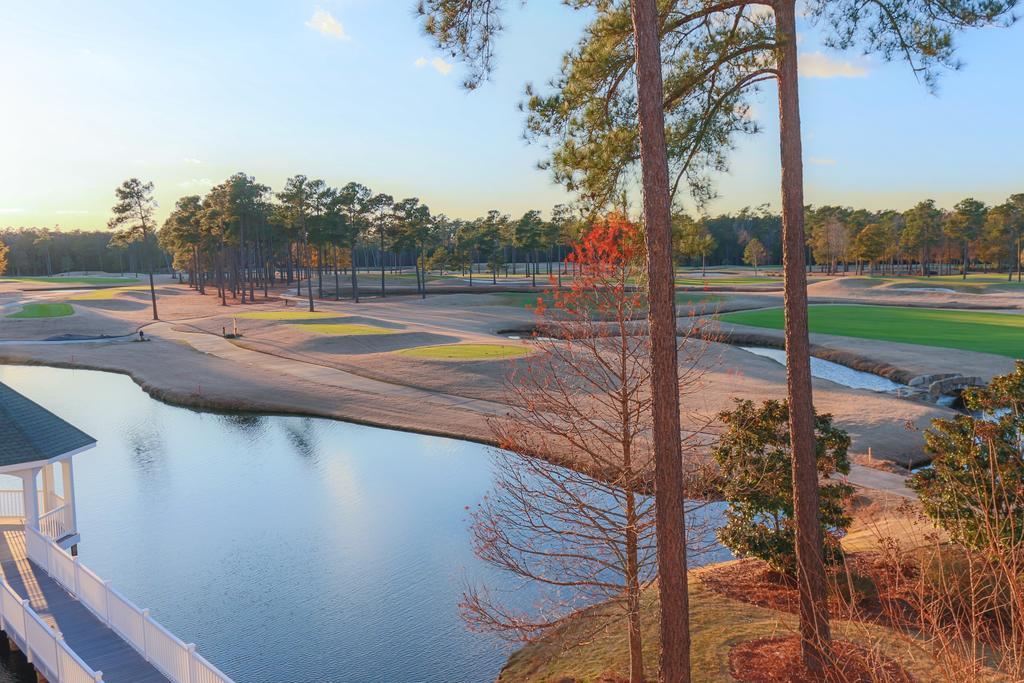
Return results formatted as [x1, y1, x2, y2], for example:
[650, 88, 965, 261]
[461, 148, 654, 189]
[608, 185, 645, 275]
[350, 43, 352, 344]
[289, 323, 393, 335]
[235, 311, 347, 321]
[492, 291, 722, 310]
[489, 292, 556, 308]
[720, 305, 1024, 357]
[6, 303, 74, 319]
[398, 343, 533, 360]
[676, 276, 777, 287]
[1, 276, 139, 285]
[69, 285, 152, 301]
[865, 275, 1024, 293]
[676, 292, 723, 306]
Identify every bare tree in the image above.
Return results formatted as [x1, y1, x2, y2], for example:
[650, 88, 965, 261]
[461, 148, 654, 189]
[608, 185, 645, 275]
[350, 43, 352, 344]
[463, 216, 716, 683]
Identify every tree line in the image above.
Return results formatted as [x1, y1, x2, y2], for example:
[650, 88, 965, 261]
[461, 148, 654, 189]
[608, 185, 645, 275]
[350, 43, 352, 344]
[157, 173, 590, 310]
[9, 193, 1021, 288]
[804, 195, 1024, 279]
[0, 227, 163, 277]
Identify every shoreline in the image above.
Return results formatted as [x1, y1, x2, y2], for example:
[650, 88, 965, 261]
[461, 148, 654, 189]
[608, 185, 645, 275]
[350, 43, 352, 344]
[0, 345, 508, 450]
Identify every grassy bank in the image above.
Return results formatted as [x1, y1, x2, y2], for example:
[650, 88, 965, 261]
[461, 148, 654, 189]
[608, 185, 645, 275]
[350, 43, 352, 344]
[499, 574, 956, 682]
[720, 305, 1024, 357]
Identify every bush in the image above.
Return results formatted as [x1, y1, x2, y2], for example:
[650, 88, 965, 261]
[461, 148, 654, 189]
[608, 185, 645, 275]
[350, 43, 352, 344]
[910, 361, 1024, 553]
[713, 398, 854, 575]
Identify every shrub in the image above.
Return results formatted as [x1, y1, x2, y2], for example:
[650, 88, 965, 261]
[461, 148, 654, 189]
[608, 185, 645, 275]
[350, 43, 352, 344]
[910, 361, 1024, 553]
[713, 398, 854, 575]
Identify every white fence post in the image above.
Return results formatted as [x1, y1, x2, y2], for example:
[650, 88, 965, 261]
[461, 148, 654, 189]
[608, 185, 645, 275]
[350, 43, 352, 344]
[93, 670, 104, 681]
[20, 599, 32, 665]
[74, 556, 81, 595]
[141, 608, 150, 661]
[56, 633, 65, 681]
[103, 580, 112, 627]
[187, 643, 197, 683]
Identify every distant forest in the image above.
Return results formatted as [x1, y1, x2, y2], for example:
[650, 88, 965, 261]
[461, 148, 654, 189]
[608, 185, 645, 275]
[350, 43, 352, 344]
[2, 187, 1021, 281]
[0, 228, 167, 277]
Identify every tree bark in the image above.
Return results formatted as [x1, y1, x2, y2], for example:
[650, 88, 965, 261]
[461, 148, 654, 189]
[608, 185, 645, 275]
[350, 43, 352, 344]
[380, 228, 387, 298]
[148, 270, 158, 320]
[304, 234, 315, 312]
[625, 489, 645, 683]
[629, 1, 691, 681]
[775, 0, 831, 672]
[351, 243, 361, 302]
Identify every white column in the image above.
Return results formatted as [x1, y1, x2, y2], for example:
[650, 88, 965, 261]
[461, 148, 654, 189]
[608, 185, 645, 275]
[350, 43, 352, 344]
[21, 468, 40, 530]
[60, 459, 77, 535]
[41, 464, 55, 514]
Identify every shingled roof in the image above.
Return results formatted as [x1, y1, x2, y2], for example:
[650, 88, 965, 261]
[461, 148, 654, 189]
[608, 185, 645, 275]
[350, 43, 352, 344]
[0, 382, 96, 468]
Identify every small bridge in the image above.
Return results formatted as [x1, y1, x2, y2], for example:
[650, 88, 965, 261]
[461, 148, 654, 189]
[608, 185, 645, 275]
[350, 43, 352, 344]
[0, 382, 232, 682]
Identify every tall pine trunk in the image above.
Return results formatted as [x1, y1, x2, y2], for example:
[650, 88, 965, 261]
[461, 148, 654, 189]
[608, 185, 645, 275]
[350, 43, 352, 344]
[380, 230, 387, 298]
[630, 1, 690, 680]
[304, 234, 315, 312]
[625, 489, 645, 683]
[776, 0, 831, 671]
[351, 243, 360, 302]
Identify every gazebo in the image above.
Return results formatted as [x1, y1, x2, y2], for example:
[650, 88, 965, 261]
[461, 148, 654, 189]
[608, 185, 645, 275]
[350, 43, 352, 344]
[0, 382, 95, 552]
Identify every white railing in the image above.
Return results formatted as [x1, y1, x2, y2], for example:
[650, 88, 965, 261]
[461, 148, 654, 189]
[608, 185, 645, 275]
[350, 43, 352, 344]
[0, 489, 67, 524]
[40, 503, 73, 541]
[0, 575, 102, 682]
[0, 489, 23, 519]
[24, 527, 233, 683]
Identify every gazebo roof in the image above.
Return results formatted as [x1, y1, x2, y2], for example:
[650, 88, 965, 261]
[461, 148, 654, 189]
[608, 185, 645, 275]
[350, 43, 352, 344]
[0, 382, 96, 468]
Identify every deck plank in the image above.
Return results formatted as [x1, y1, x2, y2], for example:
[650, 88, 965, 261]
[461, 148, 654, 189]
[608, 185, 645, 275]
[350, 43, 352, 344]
[0, 527, 169, 682]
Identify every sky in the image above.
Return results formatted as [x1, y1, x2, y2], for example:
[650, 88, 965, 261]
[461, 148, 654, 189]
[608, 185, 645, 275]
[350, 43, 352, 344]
[0, 1, 1021, 231]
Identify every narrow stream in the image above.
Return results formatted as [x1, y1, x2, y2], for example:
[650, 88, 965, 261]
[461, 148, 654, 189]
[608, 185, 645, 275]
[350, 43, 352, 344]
[740, 346, 906, 393]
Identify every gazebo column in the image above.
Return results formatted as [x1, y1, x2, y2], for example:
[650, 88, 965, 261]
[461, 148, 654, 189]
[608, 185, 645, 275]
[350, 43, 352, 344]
[60, 459, 78, 539]
[21, 468, 41, 531]
[41, 464, 55, 514]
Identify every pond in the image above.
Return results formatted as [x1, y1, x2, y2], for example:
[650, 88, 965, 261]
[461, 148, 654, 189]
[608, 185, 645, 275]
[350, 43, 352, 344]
[0, 364, 728, 683]
[741, 346, 905, 393]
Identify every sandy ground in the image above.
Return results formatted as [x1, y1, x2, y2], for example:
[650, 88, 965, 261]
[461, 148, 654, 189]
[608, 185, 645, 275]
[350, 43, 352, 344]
[1, 274, 1017, 469]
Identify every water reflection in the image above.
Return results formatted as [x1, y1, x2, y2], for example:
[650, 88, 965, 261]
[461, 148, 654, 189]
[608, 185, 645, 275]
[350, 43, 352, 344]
[0, 365, 727, 683]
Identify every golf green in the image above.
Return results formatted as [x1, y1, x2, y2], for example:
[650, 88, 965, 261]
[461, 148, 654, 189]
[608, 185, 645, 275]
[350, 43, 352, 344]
[720, 305, 1024, 358]
[398, 344, 532, 360]
[7, 303, 75, 319]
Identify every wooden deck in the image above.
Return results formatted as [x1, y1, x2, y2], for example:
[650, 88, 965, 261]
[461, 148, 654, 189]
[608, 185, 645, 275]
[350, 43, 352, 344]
[0, 525, 167, 682]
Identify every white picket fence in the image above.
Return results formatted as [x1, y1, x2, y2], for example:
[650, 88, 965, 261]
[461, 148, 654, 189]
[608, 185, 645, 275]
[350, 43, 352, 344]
[0, 489, 68, 539]
[24, 527, 233, 683]
[40, 503, 73, 541]
[0, 489, 24, 519]
[0, 575, 101, 682]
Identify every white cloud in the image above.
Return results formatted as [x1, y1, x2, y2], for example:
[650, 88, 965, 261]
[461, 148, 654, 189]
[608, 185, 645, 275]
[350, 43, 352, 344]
[306, 8, 350, 41]
[414, 55, 454, 76]
[0, 208, 24, 214]
[431, 57, 453, 75]
[808, 157, 837, 166]
[183, 157, 202, 165]
[799, 51, 868, 78]
[178, 178, 214, 190]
